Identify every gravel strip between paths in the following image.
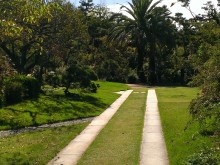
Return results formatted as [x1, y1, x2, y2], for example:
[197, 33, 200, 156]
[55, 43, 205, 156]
[0, 117, 94, 138]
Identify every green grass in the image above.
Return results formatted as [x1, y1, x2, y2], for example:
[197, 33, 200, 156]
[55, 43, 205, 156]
[78, 88, 147, 165]
[0, 81, 129, 130]
[0, 122, 89, 165]
[156, 87, 217, 165]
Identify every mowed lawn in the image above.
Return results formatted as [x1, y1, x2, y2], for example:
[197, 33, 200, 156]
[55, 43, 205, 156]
[0, 123, 89, 165]
[78, 88, 147, 165]
[0, 81, 129, 130]
[156, 87, 217, 165]
[0, 81, 129, 165]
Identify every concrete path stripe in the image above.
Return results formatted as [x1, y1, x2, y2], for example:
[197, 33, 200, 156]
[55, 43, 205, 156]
[48, 90, 133, 165]
[140, 89, 169, 165]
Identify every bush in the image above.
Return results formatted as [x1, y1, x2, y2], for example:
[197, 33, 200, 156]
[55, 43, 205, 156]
[3, 75, 40, 105]
[0, 92, 3, 108]
[43, 71, 62, 87]
[4, 80, 23, 105]
[127, 70, 138, 83]
[22, 76, 40, 99]
[184, 147, 220, 165]
[189, 56, 220, 136]
[63, 63, 99, 94]
[88, 82, 98, 93]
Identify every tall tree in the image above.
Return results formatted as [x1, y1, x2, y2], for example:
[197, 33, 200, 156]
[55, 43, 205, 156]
[0, 0, 61, 73]
[109, 0, 174, 84]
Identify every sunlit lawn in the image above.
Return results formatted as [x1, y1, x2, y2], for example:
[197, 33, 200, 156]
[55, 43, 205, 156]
[78, 88, 147, 165]
[0, 81, 130, 164]
[156, 87, 217, 164]
[0, 123, 89, 165]
[0, 81, 129, 130]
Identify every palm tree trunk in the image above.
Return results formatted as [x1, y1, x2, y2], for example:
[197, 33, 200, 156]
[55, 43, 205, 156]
[137, 45, 146, 83]
[149, 41, 157, 85]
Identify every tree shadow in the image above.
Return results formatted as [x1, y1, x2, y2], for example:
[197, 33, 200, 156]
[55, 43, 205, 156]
[3, 92, 108, 129]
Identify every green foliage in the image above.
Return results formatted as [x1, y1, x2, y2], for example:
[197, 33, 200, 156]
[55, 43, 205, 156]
[189, 56, 220, 135]
[109, 0, 176, 84]
[3, 80, 23, 105]
[127, 70, 138, 83]
[0, 0, 62, 73]
[22, 76, 40, 99]
[3, 75, 40, 105]
[0, 93, 3, 108]
[188, 22, 220, 137]
[157, 87, 217, 165]
[43, 71, 62, 87]
[184, 147, 220, 165]
[63, 63, 98, 94]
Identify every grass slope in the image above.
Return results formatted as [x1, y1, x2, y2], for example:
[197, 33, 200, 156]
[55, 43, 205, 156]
[0, 81, 129, 130]
[78, 88, 147, 165]
[156, 87, 217, 165]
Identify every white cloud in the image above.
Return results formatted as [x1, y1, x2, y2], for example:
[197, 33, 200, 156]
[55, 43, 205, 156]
[107, 0, 218, 19]
[107, 3, 134, 18]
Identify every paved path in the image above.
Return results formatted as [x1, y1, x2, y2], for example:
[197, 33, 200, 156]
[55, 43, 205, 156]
[48, 90, 133, 165]
[140, 89, 169, 165]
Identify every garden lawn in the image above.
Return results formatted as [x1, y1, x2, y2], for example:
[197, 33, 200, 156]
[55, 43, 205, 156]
[78, 88, 147, 165]
[156, 87, 217, 165]
[0, 81, 129, 130]
[0, 123, 89, 165]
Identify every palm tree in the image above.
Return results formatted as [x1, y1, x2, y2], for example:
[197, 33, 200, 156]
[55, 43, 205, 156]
[109, 0, 173, 84]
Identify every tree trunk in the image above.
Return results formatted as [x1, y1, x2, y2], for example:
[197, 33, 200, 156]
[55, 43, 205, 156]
[148, 41, 157, 85]
[137, 46, 146, 83]
[180, 68, 185, 85]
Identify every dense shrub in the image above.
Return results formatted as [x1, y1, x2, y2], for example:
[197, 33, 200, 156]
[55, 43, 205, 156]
[62, 63, 98, 94]
[43, 71, 62, 87]
[89, 82, 98, 93]
[3, 75, 40, 105]
[0, 91, 3, 108]
[184, 147, 220, 165]
[127, 70, 138, 83]
[96, 60, 127, 82]
[22, 76, 40, 99]
[4, 80, 23, 105]
[189, 56, 220, 136]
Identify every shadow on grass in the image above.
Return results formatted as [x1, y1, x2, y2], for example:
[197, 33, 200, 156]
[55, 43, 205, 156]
[2, 92, 108, 129]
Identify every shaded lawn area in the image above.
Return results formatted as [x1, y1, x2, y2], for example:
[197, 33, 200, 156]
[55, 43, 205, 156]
[156, 87, 218, 165]
[0, 81, 129, 130]
[78, 88, 147, 165]
[0, 123, 89, 165]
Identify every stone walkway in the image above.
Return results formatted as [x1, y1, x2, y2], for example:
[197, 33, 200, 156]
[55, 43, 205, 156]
[48, 90, 133, 165]
[140, 89, 169, 165]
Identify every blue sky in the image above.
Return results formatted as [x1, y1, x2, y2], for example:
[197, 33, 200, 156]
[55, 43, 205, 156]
[69, 0, 218, 18]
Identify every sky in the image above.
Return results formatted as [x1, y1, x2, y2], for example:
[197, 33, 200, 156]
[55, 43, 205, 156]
[69, 0, 218, 18]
